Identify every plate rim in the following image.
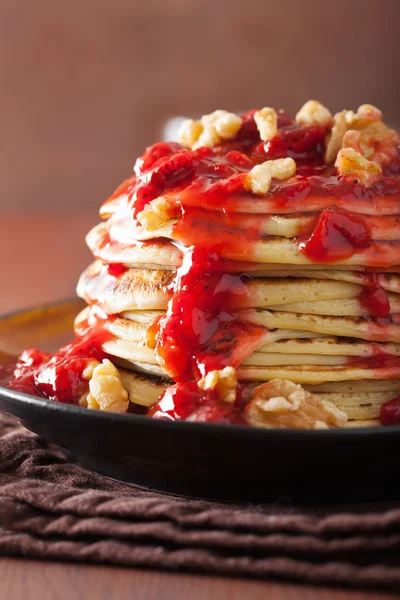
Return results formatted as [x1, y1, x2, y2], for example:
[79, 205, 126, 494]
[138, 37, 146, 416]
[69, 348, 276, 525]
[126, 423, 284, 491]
[1, 298, 400, 439]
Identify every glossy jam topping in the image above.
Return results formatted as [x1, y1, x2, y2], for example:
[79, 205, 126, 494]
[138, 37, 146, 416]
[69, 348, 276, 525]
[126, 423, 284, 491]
[106, 263, 128, 278]
[299, 208, 371, 263]
[148, 382, 247, 424]
[262, 123, 326, 163]
[8, 329, 111, 403]
[359, 282, 391, 318]
[380, 395, 400, 425]
[155, 245, 266, 382]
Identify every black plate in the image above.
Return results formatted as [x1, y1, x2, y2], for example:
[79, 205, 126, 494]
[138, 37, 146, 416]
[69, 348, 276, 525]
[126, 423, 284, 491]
[1, 299, 400, 502]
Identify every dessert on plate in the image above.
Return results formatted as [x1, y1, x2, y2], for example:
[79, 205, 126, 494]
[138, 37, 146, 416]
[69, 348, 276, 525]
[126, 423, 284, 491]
[7, 101, 400, 429]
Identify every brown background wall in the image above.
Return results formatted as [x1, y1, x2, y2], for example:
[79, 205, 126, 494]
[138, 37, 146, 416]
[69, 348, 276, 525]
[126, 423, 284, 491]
[0, 0, 399, 214]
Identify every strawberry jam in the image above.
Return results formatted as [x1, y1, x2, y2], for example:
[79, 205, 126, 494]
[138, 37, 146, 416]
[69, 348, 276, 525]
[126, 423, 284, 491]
[380, 395, 400, 425]
[149, 382, 247, 424]
[106, 263, 128, 278]
[155, 245, 266, 382]
[8, 330, 110, 403]
[359, 283, 391, 318]
[299, 208, 371, 263]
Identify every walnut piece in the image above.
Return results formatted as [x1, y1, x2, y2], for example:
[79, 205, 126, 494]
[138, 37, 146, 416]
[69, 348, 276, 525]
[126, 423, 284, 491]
[245, 379, 347, 429]
[137, 196, 174, 231]
[351, 104, 382, 128]
[244, 158, 296, 195]
[254, 107, 278, 142]
[342, 121, 399, 166]
[82, 359, 100, 381]
[336, 148, 382, 187]
[178, 119, 203, 149]
[295, 100, 332, 126]
[178, 110, 242, 150]
[198, 366, 237, 403]
[324, 110, 352, 164]
[324, 103, 392, 165]
[201, 110, 242, 140]
[85, 359, 129, 413]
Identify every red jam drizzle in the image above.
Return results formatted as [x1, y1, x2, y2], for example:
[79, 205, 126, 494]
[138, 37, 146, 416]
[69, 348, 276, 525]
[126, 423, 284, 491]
[149, 382, 247, 424]
[262, 123, 326, 163]
[172, 206, 260, 259]
[380, 395, 400, 425]
[358, 274, 391, 319]
[347, 354, 400, 372]
[155, 245, 266, 382]
[299, 208, 371, 263]
[106, 263, 128, 278]
[8, 330, 110, 403]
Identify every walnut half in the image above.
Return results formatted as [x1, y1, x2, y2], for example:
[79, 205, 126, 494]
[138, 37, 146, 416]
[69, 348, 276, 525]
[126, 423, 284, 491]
[84, 359, 129, 413]
[245, 379, 347, 430]
[244, 158, 296, 195]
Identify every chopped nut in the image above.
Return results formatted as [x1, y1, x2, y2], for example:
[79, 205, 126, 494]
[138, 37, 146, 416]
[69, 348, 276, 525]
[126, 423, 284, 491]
[245, 379, 347, 429]
[336, 148, 382, 187]
[137, 196, 174, 231]
[201, 110, 242, 140]
[192, 125, 220, 150]
[324, 110, 351, 163]
[343, 121, 399, 166]
[244, 158, 296, 195]
[86, 359, 129, 413]
[178, 119, 203, 148]
[82, 359, 100, 381]
[324, 104, 389, 164]
[295, 100, 332, 126]
[198, 366, 237, 403]
[180, 110, 242, 150]
[353, 104, 382, 128]
[245, 163, 272, 195]
[254, 107, 278, 142]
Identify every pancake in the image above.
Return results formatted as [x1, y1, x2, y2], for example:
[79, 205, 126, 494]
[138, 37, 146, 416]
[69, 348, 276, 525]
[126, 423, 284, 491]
[79, 262, 380, 313]
[111, 211, 400, 242]
[162, 187, 400, 216]
[87, 222, 400, 269]
[118, 368, 169, 407]
[304, 379, 400, 393]
[258, 337, 400, 356]
[250, 270, 400, 293]
[77, 261, 174, 313]
[99, 332, 400, 383]
[344, 419, 380, 428]
[76, 308, 400, 358]
[315, 392, 397, 420]
[267, 295, 400, 316]
[240, 309, 400, 342]
[238, 365, 400, 384]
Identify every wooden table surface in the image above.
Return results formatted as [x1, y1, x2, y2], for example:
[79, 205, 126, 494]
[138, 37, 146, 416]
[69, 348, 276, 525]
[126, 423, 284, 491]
[0, 213, 397, 600]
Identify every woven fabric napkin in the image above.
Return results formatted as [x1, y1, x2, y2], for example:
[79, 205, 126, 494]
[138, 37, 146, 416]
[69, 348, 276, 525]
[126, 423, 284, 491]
[0, 414, 400, 591]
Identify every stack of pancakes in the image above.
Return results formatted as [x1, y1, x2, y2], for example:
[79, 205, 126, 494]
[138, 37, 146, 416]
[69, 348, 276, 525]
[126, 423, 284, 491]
[75, 105, 400, 427]
[76, 221, 400, 427]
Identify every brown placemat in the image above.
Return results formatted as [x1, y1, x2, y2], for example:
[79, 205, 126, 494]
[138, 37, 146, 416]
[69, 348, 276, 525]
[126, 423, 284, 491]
[0, 414, 399, 590]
